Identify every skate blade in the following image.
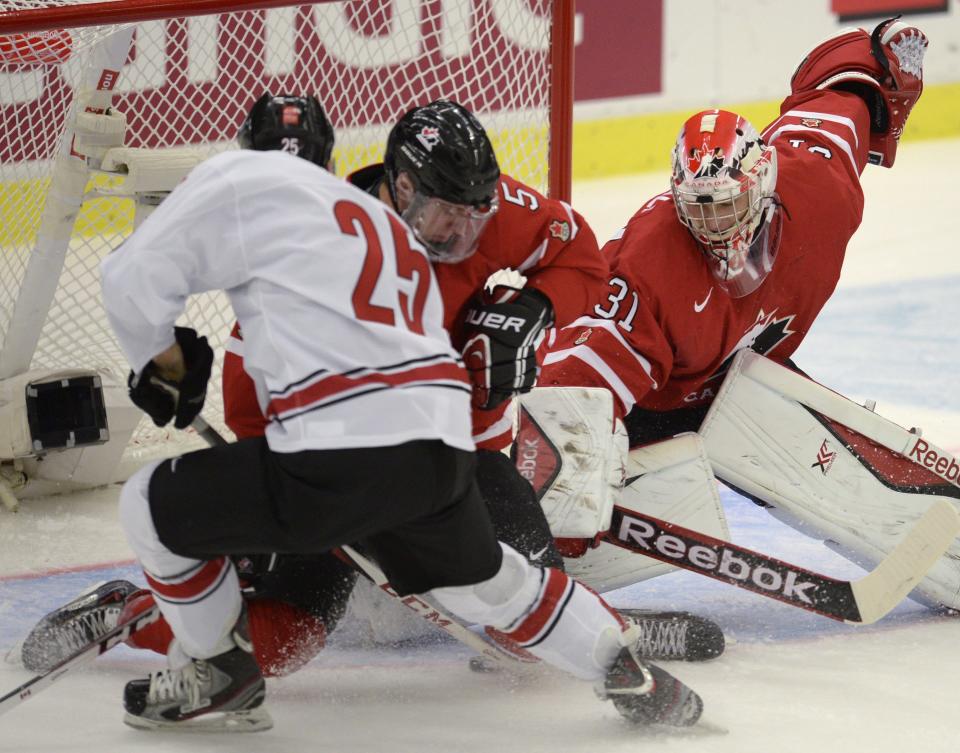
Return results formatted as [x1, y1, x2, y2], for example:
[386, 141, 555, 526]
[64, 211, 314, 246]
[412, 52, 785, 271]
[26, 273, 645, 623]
[123, 707, 273, 733]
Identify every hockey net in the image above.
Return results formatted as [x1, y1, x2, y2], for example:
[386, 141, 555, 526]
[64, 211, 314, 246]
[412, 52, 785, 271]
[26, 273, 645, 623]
[0, 0, 572, 473]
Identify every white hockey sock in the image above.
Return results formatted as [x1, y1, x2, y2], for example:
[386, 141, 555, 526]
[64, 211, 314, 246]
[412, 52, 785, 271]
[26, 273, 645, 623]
[430, 543, 625, 680]
[119, 461, 241, 660]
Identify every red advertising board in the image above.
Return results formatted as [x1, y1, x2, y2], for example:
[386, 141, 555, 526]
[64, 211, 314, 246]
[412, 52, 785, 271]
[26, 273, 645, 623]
[573, 0, 662, 101]
[832, 0, 948, 19]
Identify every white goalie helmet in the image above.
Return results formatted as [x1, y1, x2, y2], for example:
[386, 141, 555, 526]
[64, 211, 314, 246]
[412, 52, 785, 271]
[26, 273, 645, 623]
[671, 109, 781, 298]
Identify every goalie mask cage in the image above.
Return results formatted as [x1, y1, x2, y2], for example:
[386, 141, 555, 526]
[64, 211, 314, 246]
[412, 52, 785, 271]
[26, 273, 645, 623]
[0, 0, 574, 465]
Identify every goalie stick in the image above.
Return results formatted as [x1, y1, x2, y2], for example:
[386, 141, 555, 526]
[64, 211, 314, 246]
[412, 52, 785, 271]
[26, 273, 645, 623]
[0, 604, 160, 718]
[602, 502, 959, 624]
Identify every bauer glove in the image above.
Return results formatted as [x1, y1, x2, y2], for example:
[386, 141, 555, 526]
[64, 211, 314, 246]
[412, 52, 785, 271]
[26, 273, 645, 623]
[461, 286, 553, 411]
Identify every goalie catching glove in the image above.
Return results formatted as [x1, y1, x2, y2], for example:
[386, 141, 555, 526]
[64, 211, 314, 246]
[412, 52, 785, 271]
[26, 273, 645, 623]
[789, 16, 927, 167]
[461, 286, 553, 410]
[127, 326, 213, 429]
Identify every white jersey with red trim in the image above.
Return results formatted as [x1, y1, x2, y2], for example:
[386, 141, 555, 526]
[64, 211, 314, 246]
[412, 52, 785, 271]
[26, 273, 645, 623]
[101, 149, 473, 453]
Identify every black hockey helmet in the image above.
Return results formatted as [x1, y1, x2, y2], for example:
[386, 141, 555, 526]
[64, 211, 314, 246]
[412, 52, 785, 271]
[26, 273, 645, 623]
[384, 99, 500, 210]
[238, 93, 334, 168]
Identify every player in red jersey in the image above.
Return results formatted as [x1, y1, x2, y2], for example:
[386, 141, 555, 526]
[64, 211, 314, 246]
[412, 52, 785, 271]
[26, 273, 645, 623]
[226, 99, 609, 571]
[216, 100, 720, 664]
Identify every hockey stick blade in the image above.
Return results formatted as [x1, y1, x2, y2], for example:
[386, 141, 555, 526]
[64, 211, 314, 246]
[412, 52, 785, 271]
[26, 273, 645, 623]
[0, 605, 160, 718]
[604, 500, 959, 624]
[848, 500, 960, 624]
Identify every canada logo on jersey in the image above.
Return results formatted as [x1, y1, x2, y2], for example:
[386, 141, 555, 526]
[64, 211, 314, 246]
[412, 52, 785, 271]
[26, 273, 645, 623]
[800, 118, 822, 128]
[416, 126, 441, 152]
[549, 220, 571, 241]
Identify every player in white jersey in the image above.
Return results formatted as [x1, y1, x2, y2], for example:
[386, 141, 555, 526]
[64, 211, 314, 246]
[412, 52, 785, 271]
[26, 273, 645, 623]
[100, 144, 703, 731]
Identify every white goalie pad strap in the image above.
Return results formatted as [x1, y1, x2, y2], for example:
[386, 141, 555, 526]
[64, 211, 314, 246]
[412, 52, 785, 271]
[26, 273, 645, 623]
[700, 350, 960, 609]
[515, 387, 626, 537]
[99, 147, 205, 195]
[566, 433, 730, 593]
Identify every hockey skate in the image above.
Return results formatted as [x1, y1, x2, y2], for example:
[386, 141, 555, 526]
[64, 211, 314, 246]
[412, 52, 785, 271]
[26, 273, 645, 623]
[468, 609, 725, 673]
[19, 580, 139, 673]
[122, 609, 271, 733]
[618, 609, 725, 662]
[598, 645, 703, 726]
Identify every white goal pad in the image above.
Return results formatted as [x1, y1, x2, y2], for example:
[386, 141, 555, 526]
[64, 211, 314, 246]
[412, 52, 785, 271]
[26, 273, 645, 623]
[700, 350, 960, 610]
[566, 433, 730, 593]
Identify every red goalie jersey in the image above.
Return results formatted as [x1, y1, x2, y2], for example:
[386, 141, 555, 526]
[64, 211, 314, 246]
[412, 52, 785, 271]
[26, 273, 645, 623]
[224, 170, 608, 447]
[540, 90, 871, 438]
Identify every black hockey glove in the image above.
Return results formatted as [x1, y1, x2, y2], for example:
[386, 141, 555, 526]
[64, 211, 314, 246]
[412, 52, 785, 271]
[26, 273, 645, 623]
[127, 327, 214, 429]
[461, 286, 553, 411]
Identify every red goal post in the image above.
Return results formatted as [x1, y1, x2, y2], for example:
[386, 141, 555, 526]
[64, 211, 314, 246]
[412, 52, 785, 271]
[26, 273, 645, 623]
[0, 0, 574, 478]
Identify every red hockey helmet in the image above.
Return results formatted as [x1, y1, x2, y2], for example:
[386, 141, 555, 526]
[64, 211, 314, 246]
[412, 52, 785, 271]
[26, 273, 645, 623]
[671, 110, 781, 298]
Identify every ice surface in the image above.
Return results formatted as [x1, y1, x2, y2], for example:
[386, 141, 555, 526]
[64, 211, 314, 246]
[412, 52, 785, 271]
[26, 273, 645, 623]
[1, 138, 959, 752]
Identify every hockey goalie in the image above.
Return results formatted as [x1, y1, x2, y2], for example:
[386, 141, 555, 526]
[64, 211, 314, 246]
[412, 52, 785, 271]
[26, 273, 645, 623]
[527, 18, 960, 614]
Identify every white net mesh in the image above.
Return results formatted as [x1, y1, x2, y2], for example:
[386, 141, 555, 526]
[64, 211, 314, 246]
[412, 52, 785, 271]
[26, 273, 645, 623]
[0, 0, 562, 463]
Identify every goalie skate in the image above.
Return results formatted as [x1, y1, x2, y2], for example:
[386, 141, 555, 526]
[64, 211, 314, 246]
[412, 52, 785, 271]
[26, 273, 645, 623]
[19, 580, 139, 673]
[598, 645, 703, 726]
[619, 609, 725, 662]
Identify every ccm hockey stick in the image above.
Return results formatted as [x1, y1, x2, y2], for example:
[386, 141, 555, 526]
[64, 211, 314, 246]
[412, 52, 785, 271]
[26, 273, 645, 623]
[337, 545, 530, 667]
[0, 605, 160, 718]
[603, 501, 960, 624]
[191, 418, 532, 667]
[191, 414, 229, 448]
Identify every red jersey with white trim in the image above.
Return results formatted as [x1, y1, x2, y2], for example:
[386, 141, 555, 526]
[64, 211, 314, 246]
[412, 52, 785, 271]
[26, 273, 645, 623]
[102, 149, 473, 453]
[541, 90, 870, 420]
[224, 167, 608, 448]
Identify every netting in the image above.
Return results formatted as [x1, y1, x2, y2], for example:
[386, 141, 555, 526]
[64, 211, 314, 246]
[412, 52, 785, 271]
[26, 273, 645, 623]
[0, 0, 563, 463]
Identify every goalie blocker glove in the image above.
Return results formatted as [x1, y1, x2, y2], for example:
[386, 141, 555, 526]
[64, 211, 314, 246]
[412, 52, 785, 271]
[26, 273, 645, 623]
[128, 326, 214, 429]
[789, 16, 927, 167]
[461, 286, 553, 411]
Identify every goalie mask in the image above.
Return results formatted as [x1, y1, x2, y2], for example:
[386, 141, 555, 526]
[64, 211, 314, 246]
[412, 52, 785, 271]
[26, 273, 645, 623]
[671, 110, 781, 298]
[238, 93, 334, 169]
[385, 100, 500, 263]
